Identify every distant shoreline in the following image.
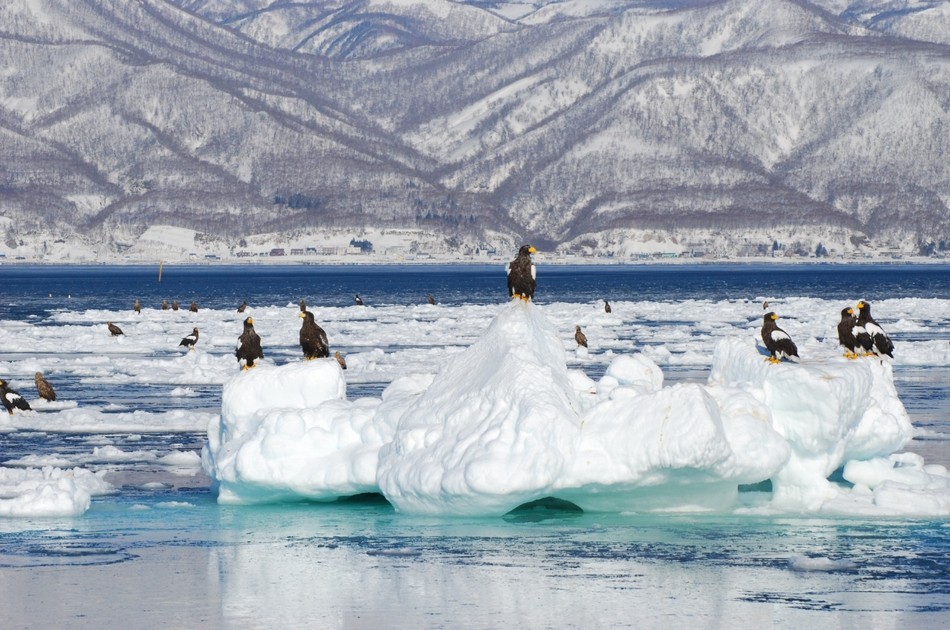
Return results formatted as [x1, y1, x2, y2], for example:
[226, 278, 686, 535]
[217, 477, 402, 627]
[2, 256, 950, 268]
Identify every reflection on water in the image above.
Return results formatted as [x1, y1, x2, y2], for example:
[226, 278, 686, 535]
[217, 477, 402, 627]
[3, 500, 949, 628]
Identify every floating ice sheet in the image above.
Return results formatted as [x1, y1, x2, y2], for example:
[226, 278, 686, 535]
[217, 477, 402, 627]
[205, 301, 943, 517]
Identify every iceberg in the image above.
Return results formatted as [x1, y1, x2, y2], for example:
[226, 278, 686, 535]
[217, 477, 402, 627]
[204, 300, 948, 517]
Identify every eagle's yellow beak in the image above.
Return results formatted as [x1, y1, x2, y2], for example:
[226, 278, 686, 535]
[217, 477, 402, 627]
[771, 313, 778, 320]
[297, 311, 305, 318]
[528, 246, 537, 254]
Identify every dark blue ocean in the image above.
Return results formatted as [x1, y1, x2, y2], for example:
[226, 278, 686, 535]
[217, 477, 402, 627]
[2, 263, 948, 318]
[1, 264, 948, 629]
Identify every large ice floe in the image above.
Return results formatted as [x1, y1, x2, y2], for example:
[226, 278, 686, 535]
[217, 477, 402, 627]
[203, 300, 950, 517]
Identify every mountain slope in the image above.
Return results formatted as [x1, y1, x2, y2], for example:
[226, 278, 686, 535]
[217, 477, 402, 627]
[1, 0, 948, 259]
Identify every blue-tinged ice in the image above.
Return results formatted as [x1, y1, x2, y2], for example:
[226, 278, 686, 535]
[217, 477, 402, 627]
[203, 300, 950, 517]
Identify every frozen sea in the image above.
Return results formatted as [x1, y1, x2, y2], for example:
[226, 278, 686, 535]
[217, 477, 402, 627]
[1, 263, 949, 629]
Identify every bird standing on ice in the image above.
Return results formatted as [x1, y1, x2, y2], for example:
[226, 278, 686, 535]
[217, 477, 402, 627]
[0, 379, 31, 415]
[236, 317, 264, 369]
[298, 310, 329, 360]
[507, 245, 537, 301]
[837, 307, 872, 359]
[761, 312, 799, 364]
[574, 325, 588, 348]
[179, 327, 199, 351]
[34, 372, 56, 402]
[856, 300, 894, 358]
[107, 321, 124, 336]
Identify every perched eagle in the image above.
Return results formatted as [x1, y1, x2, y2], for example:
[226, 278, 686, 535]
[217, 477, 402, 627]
[189, 300, 199, 313]
[172, 300, 180, 311]
[427, 294, 437, 305]
[574, 325, 588, 348]
[107, 321, 124, 336]
[299, 299, 307, 312]
[838, 307, 873, 358]
[354, 294, 364, 306]
[179, 327, 199, 350]
[236, 317, 264, 369]
[298, 310, 330, 360]
[0, 379, 31, 415]
[856, 301, 894, 358]
[133, 299, 141, 314]
[237, 301, 248, 313]
[334, 351, 348, 370]
[34, 372, 56, 402]
[604, 299, 612, 314]
[161, 299, 169, 310]
[837, 307, 862, 359]
[761, 312, 799, 364]
[507, 245, 537, 300]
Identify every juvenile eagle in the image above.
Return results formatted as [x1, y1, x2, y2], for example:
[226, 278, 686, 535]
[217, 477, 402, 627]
[236, 317, 264, 369]
[34, 372, 56, 402]
[574, 325, 588, 348]
[334, 351, 348, 370]
[298, 310, 329, 360]
[604, 300, 612, 314]
[761, 312, 799, 364]
[189, 300, 198, 313]
[133, 299, 141, 314]
[237, 301, 248, 313]
[507, 245, 537, 300]
[107, 321, 124, 336]
[0, 379, 31, 415]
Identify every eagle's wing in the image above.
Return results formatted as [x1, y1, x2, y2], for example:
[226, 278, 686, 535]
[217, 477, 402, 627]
[770, 329, 791, 342]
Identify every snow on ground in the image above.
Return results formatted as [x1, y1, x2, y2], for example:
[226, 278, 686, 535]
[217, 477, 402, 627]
[3, 294, 950, 517]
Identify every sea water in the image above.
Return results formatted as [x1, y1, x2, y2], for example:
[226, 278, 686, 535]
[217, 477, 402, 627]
[1, 264, 948, 628]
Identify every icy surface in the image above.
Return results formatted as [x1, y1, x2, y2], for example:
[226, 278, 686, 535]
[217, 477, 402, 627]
[204, 300, 935, 517]
[0, 466, 113, 517]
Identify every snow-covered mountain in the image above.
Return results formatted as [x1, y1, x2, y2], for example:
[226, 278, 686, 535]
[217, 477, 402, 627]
[1, 0, 948, 261]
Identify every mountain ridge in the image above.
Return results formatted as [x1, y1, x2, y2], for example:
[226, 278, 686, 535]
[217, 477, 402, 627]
[1, 0, 948, 261]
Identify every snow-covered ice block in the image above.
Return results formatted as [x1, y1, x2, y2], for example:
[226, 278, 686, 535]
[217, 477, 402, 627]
[709, 337, 912, 510]
[203, 359, 385, 504]
[0, 466, 113, 518]
[205, 301, 929, 517]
